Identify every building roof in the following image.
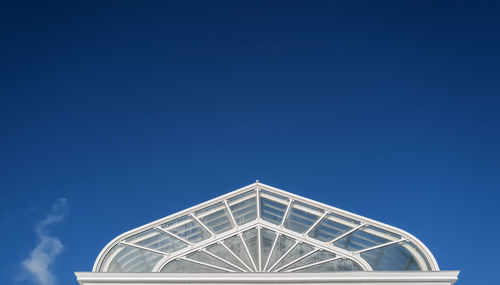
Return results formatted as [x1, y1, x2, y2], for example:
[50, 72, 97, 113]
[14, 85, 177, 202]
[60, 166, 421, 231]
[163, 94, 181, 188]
[93, 182, 439, 273]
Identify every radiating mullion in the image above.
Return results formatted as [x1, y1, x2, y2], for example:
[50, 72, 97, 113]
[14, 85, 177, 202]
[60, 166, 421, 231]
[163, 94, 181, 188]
[181, 257, 235, 272]
[202, 249, 246, 272]
[263, 232, 280, 271]
[268, 240, 300, 272]
[285, 256, 343, 272]
[274, 248, 319, 272]
[239, 233, 258, 271]
[219, 241, 253, 272]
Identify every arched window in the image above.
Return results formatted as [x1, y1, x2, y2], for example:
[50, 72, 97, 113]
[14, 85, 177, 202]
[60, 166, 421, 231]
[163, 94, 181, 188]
[92, 182, 438, 273]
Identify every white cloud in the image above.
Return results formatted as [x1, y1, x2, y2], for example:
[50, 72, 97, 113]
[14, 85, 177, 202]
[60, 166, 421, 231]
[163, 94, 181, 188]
[21, 199, 68, 285]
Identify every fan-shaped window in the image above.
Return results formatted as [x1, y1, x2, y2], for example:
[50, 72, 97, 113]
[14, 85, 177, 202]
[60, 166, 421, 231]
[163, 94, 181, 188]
[94, 183, 438, 273]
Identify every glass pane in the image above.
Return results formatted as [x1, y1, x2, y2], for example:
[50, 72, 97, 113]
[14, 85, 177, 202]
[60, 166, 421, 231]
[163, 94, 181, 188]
[284, 250, 336, 271]
[333, 226, 401, 252]
[295, 258, 362, 272]
[195, 202, 234, 234]
[308, 213, 360, 242]
[161, 258, 225, 273]
[222, 235, 254, 269]
[266, 234, 295, 270]
[284, 201, 323, 234]
[229, 190, 257, 225]
[261, 228, 277, 268]
[161, 215, 211, 243]
[187, 251, 240, 271]
[205, 243, 248, 270]
[361, 241, 429, 270]
[242, 228, 259, 268]
[260, 190, 288, 225]
[125, 228, 187, 253]
[273, 242, 314, 271]
[104, 244, 163, 272]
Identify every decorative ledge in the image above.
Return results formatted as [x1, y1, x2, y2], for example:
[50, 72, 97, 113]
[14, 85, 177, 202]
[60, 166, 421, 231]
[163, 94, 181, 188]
[75, 271, 460, 285]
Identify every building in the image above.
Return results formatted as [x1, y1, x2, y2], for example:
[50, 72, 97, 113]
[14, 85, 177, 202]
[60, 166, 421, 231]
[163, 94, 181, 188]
[75, 182, 459, 285]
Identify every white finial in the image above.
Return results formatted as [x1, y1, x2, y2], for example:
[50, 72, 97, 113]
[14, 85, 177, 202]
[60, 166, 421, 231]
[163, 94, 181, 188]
[256, 179, 259, 183]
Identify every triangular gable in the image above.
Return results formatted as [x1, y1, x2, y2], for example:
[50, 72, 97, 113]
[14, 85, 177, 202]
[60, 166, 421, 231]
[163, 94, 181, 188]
[93, 182, 438, 273]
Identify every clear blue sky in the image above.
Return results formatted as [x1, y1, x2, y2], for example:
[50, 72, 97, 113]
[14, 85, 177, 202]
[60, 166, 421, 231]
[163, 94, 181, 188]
[1, 1, 499, 284]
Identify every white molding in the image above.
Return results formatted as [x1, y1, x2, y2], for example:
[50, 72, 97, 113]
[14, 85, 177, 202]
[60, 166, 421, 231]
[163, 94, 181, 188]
[75, 271, 460, 285]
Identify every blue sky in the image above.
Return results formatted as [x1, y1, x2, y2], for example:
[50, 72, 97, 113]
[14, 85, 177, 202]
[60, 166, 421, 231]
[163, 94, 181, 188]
[1, 1, 499, 284]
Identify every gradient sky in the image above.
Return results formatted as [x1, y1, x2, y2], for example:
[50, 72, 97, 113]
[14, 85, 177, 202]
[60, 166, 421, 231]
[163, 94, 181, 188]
[1, 1, 499, 284]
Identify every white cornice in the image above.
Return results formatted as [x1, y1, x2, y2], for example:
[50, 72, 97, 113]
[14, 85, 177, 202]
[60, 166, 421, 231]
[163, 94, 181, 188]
[76, 271, 460, 285]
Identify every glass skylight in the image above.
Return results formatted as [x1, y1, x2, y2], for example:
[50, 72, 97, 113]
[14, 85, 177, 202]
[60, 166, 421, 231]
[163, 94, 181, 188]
[94, 183, 438, 273]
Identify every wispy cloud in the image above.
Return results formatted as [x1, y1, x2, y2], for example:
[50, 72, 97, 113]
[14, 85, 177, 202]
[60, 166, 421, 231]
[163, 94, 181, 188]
[21, 199, 68, 285]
